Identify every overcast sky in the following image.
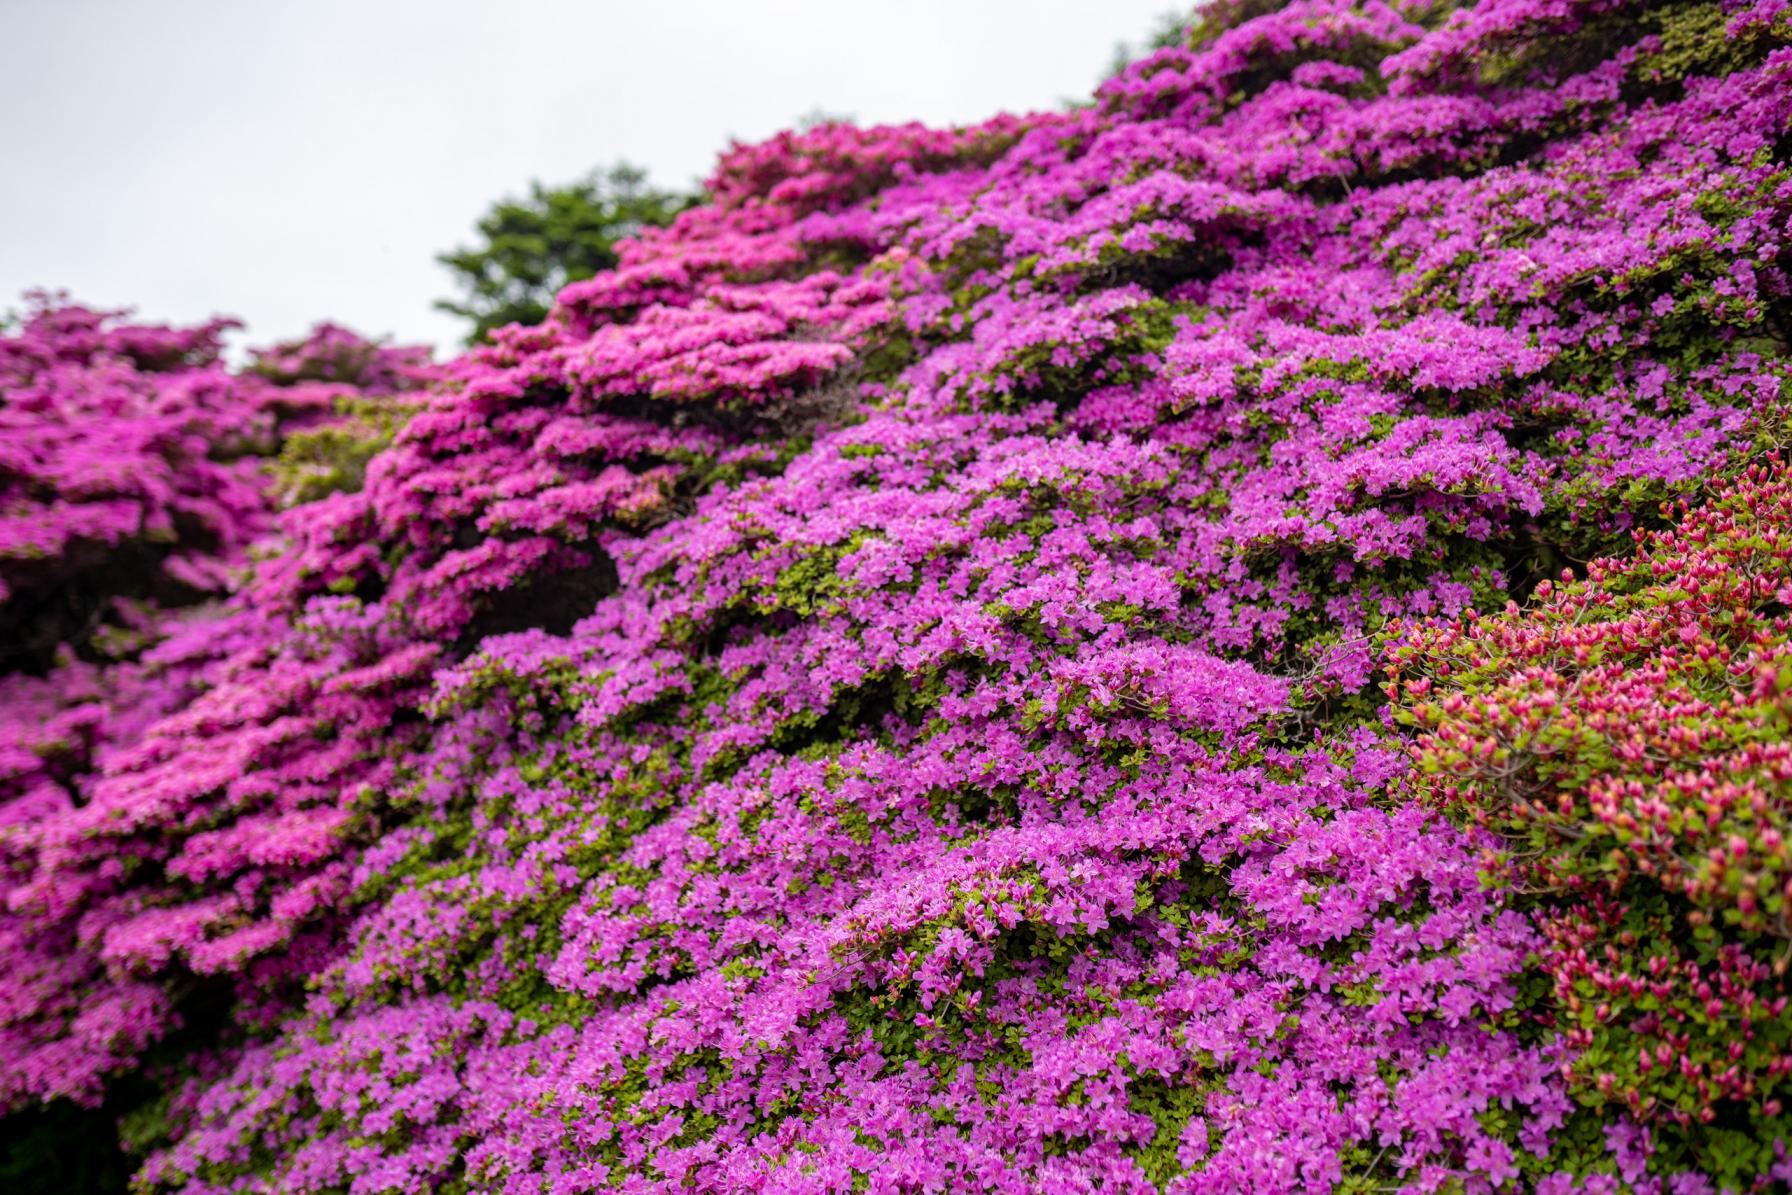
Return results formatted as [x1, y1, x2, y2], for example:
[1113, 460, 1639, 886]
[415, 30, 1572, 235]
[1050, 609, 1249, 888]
[1, 0, 1179, 356]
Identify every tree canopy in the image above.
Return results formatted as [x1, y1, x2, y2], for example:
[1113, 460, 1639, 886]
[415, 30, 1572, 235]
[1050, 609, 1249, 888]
[434, 163, 690, 344]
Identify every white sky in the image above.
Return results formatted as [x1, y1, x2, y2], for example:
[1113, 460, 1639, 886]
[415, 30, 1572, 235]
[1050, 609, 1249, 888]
[1, 0, 1180, 356]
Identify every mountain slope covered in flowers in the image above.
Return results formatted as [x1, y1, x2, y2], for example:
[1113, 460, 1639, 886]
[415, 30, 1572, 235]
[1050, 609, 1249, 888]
[4, 0, 1792, 1190]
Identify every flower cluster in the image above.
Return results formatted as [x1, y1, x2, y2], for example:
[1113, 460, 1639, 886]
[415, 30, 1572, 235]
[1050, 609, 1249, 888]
[3, 0, 1792, 1192]
[0, 305, 431, 1108]
[1391, 461, 1792, 1184]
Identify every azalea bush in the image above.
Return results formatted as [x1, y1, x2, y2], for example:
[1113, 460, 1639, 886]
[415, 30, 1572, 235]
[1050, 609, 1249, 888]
[3, 0, 1792, 1191]
[0, 304, 431, 1117]
[1391, 461, 1792, 1184]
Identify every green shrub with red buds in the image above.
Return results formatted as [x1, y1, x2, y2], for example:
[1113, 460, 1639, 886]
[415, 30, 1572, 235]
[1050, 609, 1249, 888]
[1388, 459, 1792, 1182]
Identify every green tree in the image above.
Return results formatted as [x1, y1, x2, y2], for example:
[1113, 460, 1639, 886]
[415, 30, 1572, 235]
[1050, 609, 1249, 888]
[1102, 9, 1196, 80]
[435, 163, 692, 344]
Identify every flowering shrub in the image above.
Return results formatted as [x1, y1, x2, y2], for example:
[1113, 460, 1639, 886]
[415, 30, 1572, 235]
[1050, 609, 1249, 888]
[1, 300, 265, 664]
[4, 0, 1792, 1191]
[0, 305, 431, 1112]
[0, 303, 432, 650]
[1391, 461, 1792, 1184]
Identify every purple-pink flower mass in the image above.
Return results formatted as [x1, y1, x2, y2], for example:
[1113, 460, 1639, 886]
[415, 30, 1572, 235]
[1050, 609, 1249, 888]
[4, 1, 1792, 1190]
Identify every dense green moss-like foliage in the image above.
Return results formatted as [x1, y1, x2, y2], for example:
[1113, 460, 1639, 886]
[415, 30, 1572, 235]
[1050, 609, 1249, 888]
[3, 0, 1792, 1191]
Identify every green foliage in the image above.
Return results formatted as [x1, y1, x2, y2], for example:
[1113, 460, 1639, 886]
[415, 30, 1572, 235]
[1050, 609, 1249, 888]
[270, 394, 418, 505]
[1103, 9, 1199, 82]
[435, 163, 693, 344]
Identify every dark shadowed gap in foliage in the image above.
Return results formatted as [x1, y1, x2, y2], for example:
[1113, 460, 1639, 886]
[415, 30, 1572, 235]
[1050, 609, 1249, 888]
[0, 971, 245, 1193]
[0, 1100, 134, 1195]
[1113, 239, 1251, 296]
[454, 546, 621, 655]
[679, 603, 777, 662]
[1503, 530, 1587, 604]
[766, 669, 912, 759]
[0, 540, 204, 676]
[1771, 289, 1792, 352]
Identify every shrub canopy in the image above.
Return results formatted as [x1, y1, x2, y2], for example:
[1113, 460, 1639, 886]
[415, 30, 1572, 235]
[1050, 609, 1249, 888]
[3, 0, 1792, 1191]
